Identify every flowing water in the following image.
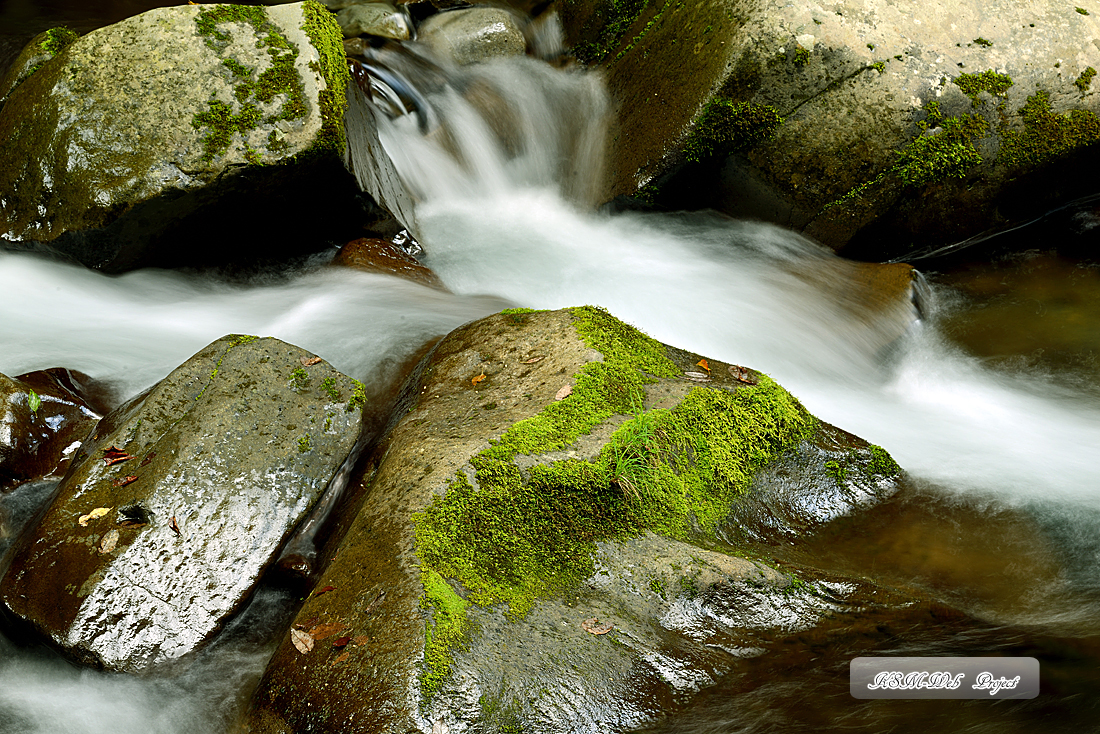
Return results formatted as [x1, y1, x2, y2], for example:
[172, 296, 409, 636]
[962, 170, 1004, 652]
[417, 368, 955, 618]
[2, 12, 1100, 733]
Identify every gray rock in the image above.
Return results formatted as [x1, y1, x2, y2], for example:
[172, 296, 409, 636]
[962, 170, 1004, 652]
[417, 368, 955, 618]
[562, 0, 1100, 257]
[337, 2, 412, 40]
[0, 3, 362, 273]
[242, 307, 926, 733]
[0, 335, 365, 671]
[0, 27, 79, 107]
[418, 7, 527, 65]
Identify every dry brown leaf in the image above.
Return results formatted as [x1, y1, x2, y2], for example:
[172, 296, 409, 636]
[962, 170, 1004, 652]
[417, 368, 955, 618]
[98, 529, 119, 554]
[301, 356, 323, 367]
[312, 585, 335, 598]
[309, 622, 348, 641]
[78, 507, 111, 527]
[102, 447, 132, 466]
[169, 516, 182, 537]
[291, 628, 314, 653]
[697, 358, 710, 371]
[582, 617, 613, 635]
[294, 616, 320, 631]
[728, 365, 758, 385]
[353, 635, 370, 646]
[140, 452, 156, 467]
[555, 384, 572, 400]
[471, 373, 486, 386]
[332, 650, 350, 664]
[332, 635, 352, 649]
[523, 356, 544, 364]
[112, 475, 137, 487]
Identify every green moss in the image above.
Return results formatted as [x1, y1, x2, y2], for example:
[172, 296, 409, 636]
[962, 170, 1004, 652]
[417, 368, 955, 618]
[229, 334, 260, 348]
[953, 70, 1013, 105]
[419, 569, 470, 697]
[572, 0, 651, 64]
[413, 308, 815, 694]
[301, 0, 349, 156]
[298, 435, 312, 453]
[824, 459, 847, 485]
[793, 47, 811, 67]
[290, 367, 310, 391]
[501, 307, 542, 326]
[973, 37, 993, 47]
[321, 376, 340, 401]
[347, 379, 367, 413]
[866, 444, 901, 479]
[998, 90, 1100, 168]
[871, 61, 886, 72]
[1076, 6, 1089, 14]
[682, 99, 784, 163]
[39, 27, 79, 56]
[1075, 66, 1097, 93]
[648, 576, 667, 598]
[895, 112, 988, 186]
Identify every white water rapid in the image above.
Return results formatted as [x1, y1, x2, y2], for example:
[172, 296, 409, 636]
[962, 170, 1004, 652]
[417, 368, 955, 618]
[1, 51, 1098, 734]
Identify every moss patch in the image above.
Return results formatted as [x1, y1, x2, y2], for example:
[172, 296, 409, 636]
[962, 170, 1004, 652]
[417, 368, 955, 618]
[998, 90, 1100, 168]
[682, 99, 784, 163]
[412, 307, 817, 695]
[895, 106, 988, 186]
[420, 570, 470, 697]
[301, 0, 349, 156]
[572, 0, 652, 64]
[1075, 66, 1097, 94]
[953, 70, 1013, 105]
[39, 27, 79, 56]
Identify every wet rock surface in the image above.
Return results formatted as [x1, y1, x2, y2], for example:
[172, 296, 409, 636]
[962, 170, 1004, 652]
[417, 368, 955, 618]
[243, 307, 935, 733]
[0, 335, 365, 672]
[0, 368, 105, 492]
[331, 236, 447, 289]
[0, 2, 369, 273]
[562, 0, 1100, 257]
[418, 6, 527, 65]
[337, 2, 412, 39]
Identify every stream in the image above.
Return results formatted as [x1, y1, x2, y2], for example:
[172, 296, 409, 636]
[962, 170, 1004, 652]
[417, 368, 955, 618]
[1, 4, 1100, 732]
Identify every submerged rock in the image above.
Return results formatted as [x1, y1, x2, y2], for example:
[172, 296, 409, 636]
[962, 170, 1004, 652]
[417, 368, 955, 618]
[0, 2, 370, 273]
[0, 335, 365, 671]
[418, 7, 527, 65]
[331, 236, 447, 289]
[0, 368, 105, 492]
[336, 2, 412, 40]
[243, 307, 926, 733]
[562, 0, 1100, 258]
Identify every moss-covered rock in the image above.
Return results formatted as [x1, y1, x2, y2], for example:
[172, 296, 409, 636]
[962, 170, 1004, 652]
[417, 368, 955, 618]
[0, 27, 79, 108]
[0, 335, 365, 672]
[0, 2, 373, 273]
[561, 0, 1100, 259]
[243, 307, 924, 733]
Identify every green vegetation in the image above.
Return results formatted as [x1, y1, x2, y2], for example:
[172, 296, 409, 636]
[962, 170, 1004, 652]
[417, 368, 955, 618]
[347, 379, 367, 412]
[973, 37, 993, 47]
[413, 307, 817, 695]
[300, 0, 349, 156]
[823, 445, 902, 487]
[501, 307, 542, 326]
[420, 569, 470, 697]
[793, 47, 811, 67]
[39, 27, 79, 56]
[290, 367, 310, 391]
[682, 99, 784, 162]
[297, 435, 312, 453]
[27, 389, 41, 415]
[1076, 6, 1089, 14]
[1075, 66, 1097, 93]
[895, 106, 988, 186]
[572, 0, 651, 64]
[321, 376, 340, 402]
[953, 70, 1013, 104]
[999, 90, 1100, 167]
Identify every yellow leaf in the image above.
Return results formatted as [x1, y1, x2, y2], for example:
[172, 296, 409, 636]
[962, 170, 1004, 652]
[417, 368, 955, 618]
[79, 507, 112, 526]
[471, 373, 486, 386]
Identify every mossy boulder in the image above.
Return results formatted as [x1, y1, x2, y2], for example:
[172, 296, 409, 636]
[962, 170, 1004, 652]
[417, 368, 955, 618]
[0, 2, 374, 273]
[561, 0, 1100, 258]
[0, 368, 106, 492]
[243, 307, 925, 733]
[0, 335, 365, 672]
[0, 27, 79, 107]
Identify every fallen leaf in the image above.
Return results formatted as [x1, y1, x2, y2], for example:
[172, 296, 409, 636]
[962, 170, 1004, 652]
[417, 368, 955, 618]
[353, 635, 370, 646]
[523, 356, 543, 364]
[28, 389, 41, 414]
[139, 452, 156, 467]
[169, 516, 181, 537]
[683, 372, 711, 382]
[582, 617, 614, 635]
[78, 507, 112, 527]
[471, 373, 486, 386]
[697, 358, 710, 371]
[309, 622, 348, 641]
[301, 356, 323, 367]
[332, 635, 352, 649]
[294, 616, 320, 631]
[291, 628, 314, 653]
[555, 384, 572, 400]
[112, 476, 137, 487]
[102, 447, 132, 466]
[433, 720, 449, 734]
[313, 585, 335, 598]
[332, 650, 350, 664]
[728, 365, 758, 385]
[98, 529, 119, 554]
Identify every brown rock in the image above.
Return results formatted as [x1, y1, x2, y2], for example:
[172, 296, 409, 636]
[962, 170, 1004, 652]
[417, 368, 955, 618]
[331, 237, 447, 290]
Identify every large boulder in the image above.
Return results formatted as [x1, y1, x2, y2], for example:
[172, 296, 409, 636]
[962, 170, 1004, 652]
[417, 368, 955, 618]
[0, 2, 370, 273]
[0, 335, 365, 671]
[242, 307, 952, 733]
[561, 0, 1100, 258]
[0, 368, 106, 492]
